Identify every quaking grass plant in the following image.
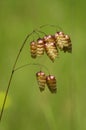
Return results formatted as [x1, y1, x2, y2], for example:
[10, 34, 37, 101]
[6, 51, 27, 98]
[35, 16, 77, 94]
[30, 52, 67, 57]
[0, 24, 72, 121]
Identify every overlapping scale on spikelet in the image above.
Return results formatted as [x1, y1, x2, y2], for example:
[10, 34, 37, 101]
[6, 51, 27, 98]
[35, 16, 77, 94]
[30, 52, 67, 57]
[30, 41, 37, 58]
[54, 32, 72, 53]
[36, 71, 46, 92]
[37, 38, 44, 56]
[44, 35, 59, 62]
[46, 75, 57, 93]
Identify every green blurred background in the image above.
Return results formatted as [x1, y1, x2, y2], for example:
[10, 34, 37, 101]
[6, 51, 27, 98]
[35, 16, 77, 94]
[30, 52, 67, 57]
[0, 0, 86, 130]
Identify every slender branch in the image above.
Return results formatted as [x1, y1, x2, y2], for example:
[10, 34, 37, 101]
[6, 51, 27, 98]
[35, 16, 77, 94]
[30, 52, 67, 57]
[0, 31, 34, 122]
[14, 63, 50, 74]
[39, 24, 63, 32]
[35, 29, 47, 35]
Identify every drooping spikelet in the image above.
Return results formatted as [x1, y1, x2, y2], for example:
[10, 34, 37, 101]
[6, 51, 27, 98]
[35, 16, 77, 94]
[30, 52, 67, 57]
[30, 41, 37, 58]
[43, 35, 59, 62]
[44, 42, 58, 62]
[36, 71, 46, 92]
[46, 75, 57, 93]
[55, 32, 72, 53]
[37, 38, 44, 56]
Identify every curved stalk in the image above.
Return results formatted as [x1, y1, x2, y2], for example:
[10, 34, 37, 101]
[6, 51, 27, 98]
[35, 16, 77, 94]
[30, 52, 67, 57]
[0, 31, 34, 121]
[14, 63, 50, 74]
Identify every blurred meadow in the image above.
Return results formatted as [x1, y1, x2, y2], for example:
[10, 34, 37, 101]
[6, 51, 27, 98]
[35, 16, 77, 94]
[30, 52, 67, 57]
[0, 0, 86, 130]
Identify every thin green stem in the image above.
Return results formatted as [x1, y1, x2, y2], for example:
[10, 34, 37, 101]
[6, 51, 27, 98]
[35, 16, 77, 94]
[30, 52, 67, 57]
[39, 24, 63, 32]
[0, 31, 34, 122]
[14, 63, 50, 74]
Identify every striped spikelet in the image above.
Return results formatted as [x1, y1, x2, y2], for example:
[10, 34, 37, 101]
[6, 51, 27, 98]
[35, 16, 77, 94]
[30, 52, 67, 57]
[55, 32, 72, 53]
[36, 71, 46, 92]
[30, 41, 37, 58]
[44, 35, 58, 62]
[37, 38, 44, 56]
[44, 42, 58, 62]
[46, 75, 57, 93]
